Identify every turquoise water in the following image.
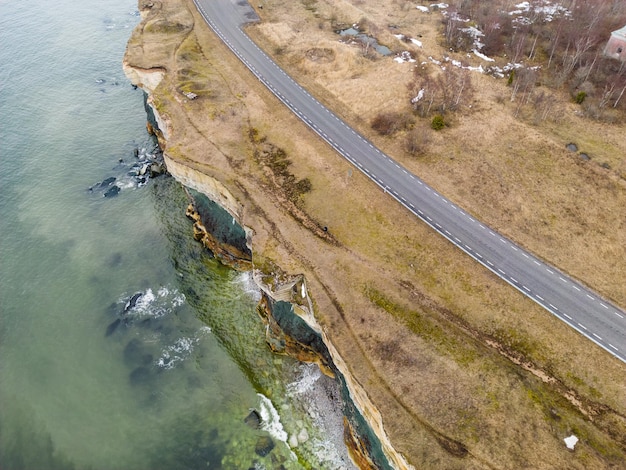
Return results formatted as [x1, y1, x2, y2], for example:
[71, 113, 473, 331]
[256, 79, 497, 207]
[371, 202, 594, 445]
[0, 1, 354, 468]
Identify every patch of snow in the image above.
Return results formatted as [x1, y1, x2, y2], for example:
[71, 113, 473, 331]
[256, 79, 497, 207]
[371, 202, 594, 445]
[448, 11, 470, 23]
[430, 3, 449, 9]
[467, 65, 484, 73]
[395, 51, 416, 63]
[509, 0, 570, 23]
[564, 435, 578, 450]
[411, 89, 425, 104]
[394, 33, 423, 48]
[473, 49, 495, 62]
[416, 5, 429, 13]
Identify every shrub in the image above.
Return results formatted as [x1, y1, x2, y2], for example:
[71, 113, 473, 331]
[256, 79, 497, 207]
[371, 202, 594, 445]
[507, 70, 516, 86]
[575, 91, 587, 104]
[431, 114, 446, 130]
[371, 111, 411, 135]
[405, 126, 431, 156]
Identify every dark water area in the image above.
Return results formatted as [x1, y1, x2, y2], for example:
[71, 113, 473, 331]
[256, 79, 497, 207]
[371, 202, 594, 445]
[0, 0, 356, 468]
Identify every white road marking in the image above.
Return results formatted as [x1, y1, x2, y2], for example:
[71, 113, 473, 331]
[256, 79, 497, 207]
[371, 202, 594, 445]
[578, 323, 587, 330]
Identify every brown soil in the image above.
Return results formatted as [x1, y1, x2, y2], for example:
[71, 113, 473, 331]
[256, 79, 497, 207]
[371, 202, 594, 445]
[124, 0, 626, 468]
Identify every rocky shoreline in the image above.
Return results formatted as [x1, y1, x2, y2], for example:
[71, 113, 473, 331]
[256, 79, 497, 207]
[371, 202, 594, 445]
[125, 58, 406, 470]
[123, 2, 409, 468]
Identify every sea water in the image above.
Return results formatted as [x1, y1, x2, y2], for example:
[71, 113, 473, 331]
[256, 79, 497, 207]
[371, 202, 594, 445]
[0, 0, 354, 468]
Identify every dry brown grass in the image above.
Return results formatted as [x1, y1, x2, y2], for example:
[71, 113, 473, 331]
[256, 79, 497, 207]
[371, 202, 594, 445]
[125, 0, 626, 468]
[248, 0, 626, 308]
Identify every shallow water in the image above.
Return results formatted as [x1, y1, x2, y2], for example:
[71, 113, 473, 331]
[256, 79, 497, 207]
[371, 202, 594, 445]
[0, 1, 354, 468]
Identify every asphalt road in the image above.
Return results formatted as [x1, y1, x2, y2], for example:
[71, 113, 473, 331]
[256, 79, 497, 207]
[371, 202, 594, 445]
[192, 0, 626, 364]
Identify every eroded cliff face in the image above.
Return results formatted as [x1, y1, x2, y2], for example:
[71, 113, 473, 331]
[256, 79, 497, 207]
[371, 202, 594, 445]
[123, 1, 409, 468]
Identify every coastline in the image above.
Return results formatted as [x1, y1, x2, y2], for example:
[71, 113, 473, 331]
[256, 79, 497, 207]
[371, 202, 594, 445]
[123, 0, 626, 468]
[123, 3, 409, 468]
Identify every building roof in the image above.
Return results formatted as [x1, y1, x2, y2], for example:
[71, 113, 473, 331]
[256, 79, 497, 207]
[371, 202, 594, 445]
[613, 25, 626, 40]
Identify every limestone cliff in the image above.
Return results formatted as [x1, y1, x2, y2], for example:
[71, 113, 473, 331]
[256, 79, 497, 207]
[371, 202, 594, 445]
[123, 1, 411, 468]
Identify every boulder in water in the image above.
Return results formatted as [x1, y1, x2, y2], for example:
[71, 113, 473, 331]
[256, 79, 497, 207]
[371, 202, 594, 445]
[149, 162, 165, 178]
[124, 292, 143, 312]
[104, 185, 120, 197]
[100, 176, 116, 188]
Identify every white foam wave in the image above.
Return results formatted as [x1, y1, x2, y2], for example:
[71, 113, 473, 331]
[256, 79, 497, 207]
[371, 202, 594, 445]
[155, 327, 211, 369]
[287, 363, 322, 395]
[120, 285, 186, 318]
[257, 394, 288, 443]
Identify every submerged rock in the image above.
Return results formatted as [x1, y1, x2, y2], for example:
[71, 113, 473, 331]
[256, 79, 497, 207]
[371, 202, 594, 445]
[105, 318, 122, 337]
[244, 409, 262, 429]
[123, 338, 153, 367]
[254, 435, 274, 457]
[129, 366, 151, 386]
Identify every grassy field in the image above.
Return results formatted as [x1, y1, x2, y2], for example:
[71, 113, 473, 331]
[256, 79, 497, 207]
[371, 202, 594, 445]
[125, 0, 626, 467]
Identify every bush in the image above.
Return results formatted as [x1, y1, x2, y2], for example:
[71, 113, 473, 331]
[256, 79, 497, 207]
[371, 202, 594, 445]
[371, 112, 411, 135]
[507, 70, 515, 86]
[405, 126, 431, 156]
[574, 91, 587, 104]
[431, 114, 446, 130]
